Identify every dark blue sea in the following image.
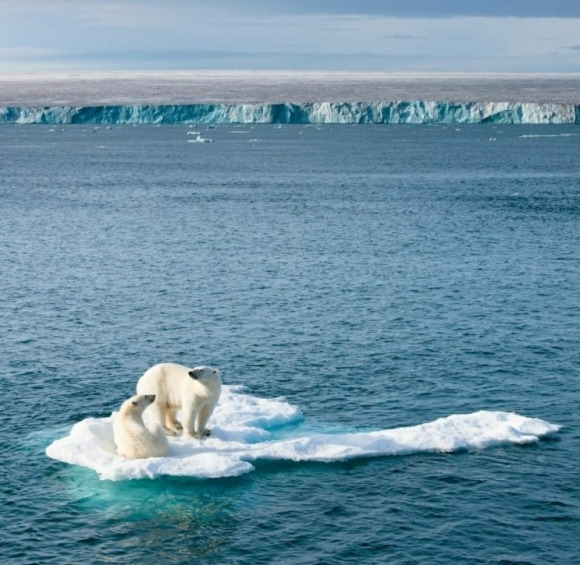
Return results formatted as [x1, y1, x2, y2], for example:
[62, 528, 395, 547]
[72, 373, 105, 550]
[1, 124, 579, 564]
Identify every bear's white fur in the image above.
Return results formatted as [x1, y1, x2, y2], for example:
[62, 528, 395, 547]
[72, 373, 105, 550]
[136, 363, 221, 439]
[113, 394, 169, 459]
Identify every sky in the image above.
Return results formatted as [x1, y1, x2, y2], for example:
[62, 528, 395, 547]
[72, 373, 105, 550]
[1, 0, 580, 73]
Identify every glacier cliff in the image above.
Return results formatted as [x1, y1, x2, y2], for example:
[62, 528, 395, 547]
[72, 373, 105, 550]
[1, 101, 579, 125]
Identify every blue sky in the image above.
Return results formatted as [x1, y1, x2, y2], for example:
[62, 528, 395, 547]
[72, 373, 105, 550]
[1, 0, 580, 73]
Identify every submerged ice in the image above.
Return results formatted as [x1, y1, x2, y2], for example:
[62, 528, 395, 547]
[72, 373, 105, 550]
[45, 385, 560, 481]
[2, 101, 579, 125]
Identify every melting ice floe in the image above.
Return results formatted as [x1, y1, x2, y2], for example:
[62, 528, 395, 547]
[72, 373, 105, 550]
[45, 385, 560, 481]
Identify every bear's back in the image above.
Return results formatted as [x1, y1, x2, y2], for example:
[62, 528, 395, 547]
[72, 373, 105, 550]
[137, 363, 192, 398]
[143, 362, 190, 380]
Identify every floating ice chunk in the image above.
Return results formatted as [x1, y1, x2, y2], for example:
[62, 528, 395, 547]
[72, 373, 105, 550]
[45, 386, 560, 481]
[519, 133, 578, 138]
[186, 132, 212, 143]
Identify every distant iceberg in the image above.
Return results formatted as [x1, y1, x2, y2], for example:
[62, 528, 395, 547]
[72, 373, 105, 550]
[2, 101, 579, 125]
[45, 384, 560, 481]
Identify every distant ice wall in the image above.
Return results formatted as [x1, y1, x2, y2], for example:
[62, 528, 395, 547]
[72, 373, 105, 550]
[1, 101, 579, 124]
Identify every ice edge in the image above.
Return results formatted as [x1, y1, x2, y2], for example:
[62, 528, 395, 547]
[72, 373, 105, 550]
[2, 101, 579, 124]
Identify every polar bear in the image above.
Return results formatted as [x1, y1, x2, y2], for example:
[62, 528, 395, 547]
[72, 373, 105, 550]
[113, 394, 169, 459]
[136, 363, 221, 439]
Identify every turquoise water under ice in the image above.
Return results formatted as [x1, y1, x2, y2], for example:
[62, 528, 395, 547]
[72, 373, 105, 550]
[1, 124, 579, 564]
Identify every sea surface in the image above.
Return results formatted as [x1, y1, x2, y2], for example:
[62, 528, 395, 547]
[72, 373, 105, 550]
[1, 123, 579, 564]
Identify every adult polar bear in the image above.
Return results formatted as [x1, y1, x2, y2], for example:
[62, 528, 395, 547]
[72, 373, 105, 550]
[136, 363, 221, 439]
[113, 394, 169, 459]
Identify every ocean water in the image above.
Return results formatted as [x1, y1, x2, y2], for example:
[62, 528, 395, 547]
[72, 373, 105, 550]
[1, 123, 579, 564]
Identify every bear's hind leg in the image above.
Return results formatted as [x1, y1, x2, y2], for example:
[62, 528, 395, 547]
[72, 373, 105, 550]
[152, 404, 177, 437]
[144, 401, 177, 437]
[165, 408, 182, 434]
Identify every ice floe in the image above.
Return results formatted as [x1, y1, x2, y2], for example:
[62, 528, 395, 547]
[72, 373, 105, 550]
[46, 385, 560, 481]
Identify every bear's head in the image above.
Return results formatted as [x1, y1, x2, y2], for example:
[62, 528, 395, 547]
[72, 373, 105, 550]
[126, 394, 156, 412]
[188, 366, 219, 382]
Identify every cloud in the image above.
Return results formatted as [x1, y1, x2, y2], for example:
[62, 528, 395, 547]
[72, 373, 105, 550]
[0, 47, 62, 58]
[383, 34, 423, 40]
[0, 2, 580, 73]
[65, 2, 165, 28]
[0, 47, 71, 72]
[2, 0, 173, 28]
[248, 0, 580, 18]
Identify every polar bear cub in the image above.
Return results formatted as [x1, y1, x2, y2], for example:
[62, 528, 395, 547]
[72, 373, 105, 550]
[136, 363, 221, 439]
[113, 394, 169, 459]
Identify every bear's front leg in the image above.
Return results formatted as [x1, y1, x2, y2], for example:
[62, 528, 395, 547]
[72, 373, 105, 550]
[181, 403, 200, 438]
[194, 404, 212, 438]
